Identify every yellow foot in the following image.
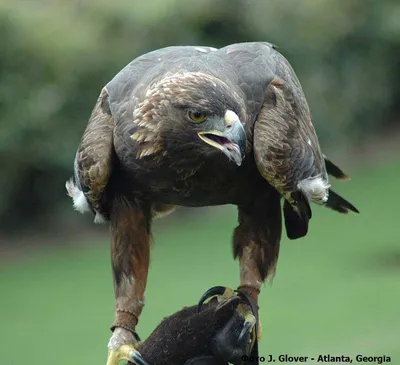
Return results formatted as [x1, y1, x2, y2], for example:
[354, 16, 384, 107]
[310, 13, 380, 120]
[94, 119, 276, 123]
[197, 286, 261, 353]
[106, 344, 149, 365]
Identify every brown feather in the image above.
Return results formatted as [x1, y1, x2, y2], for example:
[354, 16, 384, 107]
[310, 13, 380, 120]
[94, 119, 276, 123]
[233, 192, 282, 282]
[324, 156, 350, 180]
[75, 87, 114, 215]
[110, 197, 151, 331]
[253, 78, 326, 200]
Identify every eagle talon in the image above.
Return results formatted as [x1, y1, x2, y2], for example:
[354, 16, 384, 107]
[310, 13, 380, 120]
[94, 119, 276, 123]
[131, 351, 150, 365]
[197, 286, 237, 313]
[198, 286, 260, 356]
[237, 311, 257, 345]
[106, 344, 149, 365]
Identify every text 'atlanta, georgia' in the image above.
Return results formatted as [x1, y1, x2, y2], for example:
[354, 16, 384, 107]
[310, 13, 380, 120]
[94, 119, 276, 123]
[241, 354, 391, 363]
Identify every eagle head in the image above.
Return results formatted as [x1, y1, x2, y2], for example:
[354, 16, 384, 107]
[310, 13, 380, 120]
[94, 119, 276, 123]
[131, 71, 247, 166]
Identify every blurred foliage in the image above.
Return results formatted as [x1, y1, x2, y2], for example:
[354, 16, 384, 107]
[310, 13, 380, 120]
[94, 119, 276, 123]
[1, 0, 400, 231]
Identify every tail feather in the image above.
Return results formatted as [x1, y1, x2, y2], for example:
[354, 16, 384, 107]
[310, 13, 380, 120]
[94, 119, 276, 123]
[324, 156, 349, 180]
[326, 189, 359, 214]
[283, 192, 312, 240]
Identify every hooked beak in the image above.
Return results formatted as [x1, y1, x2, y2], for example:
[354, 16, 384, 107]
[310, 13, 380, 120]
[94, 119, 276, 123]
[198, 112, 246, 166]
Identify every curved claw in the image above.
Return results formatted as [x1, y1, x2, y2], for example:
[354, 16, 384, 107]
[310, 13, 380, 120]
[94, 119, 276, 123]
[197, 286, 236, 313]
[237, 320, 252, 345]
[131, 351, 150, 365]
[237, 312, 256, 346]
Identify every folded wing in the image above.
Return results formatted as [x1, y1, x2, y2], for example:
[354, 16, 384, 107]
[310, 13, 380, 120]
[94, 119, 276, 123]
[65, 87, 114, 223]
[253, 78, 354, 239]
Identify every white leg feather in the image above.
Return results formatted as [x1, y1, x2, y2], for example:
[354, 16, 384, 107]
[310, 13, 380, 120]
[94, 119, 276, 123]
[297, 176, 330, 204]
[66, 178, 107, 224]
[107, 328, 136, 350]
[65, 179, 90, 213]
[94, 212, 107, 224]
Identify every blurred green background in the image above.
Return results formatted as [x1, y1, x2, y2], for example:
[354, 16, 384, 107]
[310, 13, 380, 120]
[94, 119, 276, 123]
[1, 0, 399, 363]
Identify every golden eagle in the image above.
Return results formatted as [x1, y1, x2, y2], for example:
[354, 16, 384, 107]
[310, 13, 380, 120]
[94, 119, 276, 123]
[66, 42, 358, 365]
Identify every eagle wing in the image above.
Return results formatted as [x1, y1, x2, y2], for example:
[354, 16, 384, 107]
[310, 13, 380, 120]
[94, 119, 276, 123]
[253, 77, 328, 239]
[66, 87, 114, 222]
[220, 43, 327, 201]
[66, 50, 167, 221]
[231, 44, 359, 238]
[253, 78, 328, 203]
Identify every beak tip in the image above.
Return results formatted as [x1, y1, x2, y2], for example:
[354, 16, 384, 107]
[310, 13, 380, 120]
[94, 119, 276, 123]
[199, 118, 246, 166]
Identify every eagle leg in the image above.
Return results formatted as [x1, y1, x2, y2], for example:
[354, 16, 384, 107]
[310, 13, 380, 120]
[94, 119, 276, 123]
[231, 194, 283, 349]
[107, 197, 152, 365]
[197, 286, 260, 356]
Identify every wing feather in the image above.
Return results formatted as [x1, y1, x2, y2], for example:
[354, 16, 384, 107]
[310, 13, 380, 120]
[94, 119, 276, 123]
[253, 78, 330, 239]
[253, 78, 328, 204]
[66, 87, 114, 222]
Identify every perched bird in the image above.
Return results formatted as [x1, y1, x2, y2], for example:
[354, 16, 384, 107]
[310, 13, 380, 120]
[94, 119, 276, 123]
[66, 42, 358, 365]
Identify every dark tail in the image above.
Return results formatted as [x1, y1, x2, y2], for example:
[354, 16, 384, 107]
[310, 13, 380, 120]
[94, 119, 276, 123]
[324, 156, 349, 180]
[283, 192, 312, 240]
[326, 189, 359, 214]
[284, 187, 359, 239]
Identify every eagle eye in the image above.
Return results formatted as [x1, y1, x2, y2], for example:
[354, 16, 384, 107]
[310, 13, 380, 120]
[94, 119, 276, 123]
[188, 111, 206, 123]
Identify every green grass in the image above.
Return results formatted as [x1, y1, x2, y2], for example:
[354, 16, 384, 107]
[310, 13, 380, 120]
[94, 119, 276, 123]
[1, 160, 399, 364]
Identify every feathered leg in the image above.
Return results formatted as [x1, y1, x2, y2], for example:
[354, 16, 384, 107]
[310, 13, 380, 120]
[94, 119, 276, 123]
[107, 197, 151, 365]
[196, 193, 282, 361]
[233, 192, 282, 351]
[234, 192, 282, 298]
